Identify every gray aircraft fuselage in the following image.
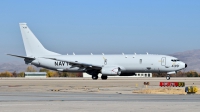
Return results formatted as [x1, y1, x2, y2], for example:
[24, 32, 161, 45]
[32, 54, 186, 75]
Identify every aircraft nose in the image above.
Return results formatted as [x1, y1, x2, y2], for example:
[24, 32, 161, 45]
[185, 64, 187, 68]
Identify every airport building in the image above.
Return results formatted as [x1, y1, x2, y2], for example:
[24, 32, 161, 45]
[135, 73, 152, 77]
[83, 73, 152, 78]
[24, 72, 47, 78]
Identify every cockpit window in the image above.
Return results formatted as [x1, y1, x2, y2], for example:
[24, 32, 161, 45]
[171, 59, 180, 62]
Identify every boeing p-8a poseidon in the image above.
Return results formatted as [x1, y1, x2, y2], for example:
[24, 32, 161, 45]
[8, 23, 187, 80]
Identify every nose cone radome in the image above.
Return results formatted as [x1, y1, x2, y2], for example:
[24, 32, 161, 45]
[185, 64, 187, 68]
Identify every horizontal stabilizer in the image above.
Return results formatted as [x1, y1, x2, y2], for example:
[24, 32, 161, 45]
[7, 54, 35, 60]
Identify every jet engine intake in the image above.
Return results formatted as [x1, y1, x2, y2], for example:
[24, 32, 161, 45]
[101, 66, 121, 76]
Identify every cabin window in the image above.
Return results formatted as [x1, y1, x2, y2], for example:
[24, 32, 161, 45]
[138, 74, 140, 76]
[148, 74, 150, 77]
[145, 74, 147, 77]
[140, 59, 142, 64]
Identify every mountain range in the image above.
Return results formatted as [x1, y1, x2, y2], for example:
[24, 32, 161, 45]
[0, 63, 38, 73]
[171, 49, 200, 72]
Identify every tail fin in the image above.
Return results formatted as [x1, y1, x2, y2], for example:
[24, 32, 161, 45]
[19, 23, 60, 56]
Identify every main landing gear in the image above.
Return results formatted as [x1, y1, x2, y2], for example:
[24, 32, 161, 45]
[92, 75, 98, 80]
[92, 75, 108, 80]
[101, 75, 107, 80]
[166, 75, 170, 80]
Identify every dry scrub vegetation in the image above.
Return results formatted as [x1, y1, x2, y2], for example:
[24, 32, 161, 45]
[133, 87, 200, 95]
[0, 66, 82, 77]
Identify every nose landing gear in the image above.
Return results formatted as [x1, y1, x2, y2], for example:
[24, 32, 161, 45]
[166, 75, 170, 80]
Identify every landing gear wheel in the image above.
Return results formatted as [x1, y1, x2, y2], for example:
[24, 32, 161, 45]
[166, 75, 170, 80]
[92, 75, 98, 80]
[101, 75, 107, 80]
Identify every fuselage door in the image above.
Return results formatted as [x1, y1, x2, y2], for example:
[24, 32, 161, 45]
[161, 57, 166, 66]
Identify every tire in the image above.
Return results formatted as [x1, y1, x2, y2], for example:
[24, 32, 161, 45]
[92, 75, 98, 80]
[101, 75, 107, 80]
[166, 75, 170, 80]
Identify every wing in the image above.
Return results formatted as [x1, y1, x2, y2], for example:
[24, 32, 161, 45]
[43, 57, 102, 70]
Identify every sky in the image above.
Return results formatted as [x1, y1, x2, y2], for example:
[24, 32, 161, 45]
[0, 0, 200, 63]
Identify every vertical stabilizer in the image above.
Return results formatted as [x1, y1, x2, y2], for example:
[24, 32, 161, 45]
[19, 23, 59, 56]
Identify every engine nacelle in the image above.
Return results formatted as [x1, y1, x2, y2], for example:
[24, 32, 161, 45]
[101, 66, 121, 76]
[119, 73, 136, 76]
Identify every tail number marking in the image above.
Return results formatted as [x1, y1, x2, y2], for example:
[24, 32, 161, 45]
[172, 65, 179, 67]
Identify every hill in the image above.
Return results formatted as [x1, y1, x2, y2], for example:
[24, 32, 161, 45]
[171, 49, 200, 72]
[0, 63, 38, 73]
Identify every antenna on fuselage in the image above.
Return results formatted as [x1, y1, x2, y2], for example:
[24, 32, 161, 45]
[102, 53, 104, 55]
[73, 52, 75, 55]
[122, 53, 128, 58]
[91, 53, 93, 55]
[146, 52, 148, 55]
